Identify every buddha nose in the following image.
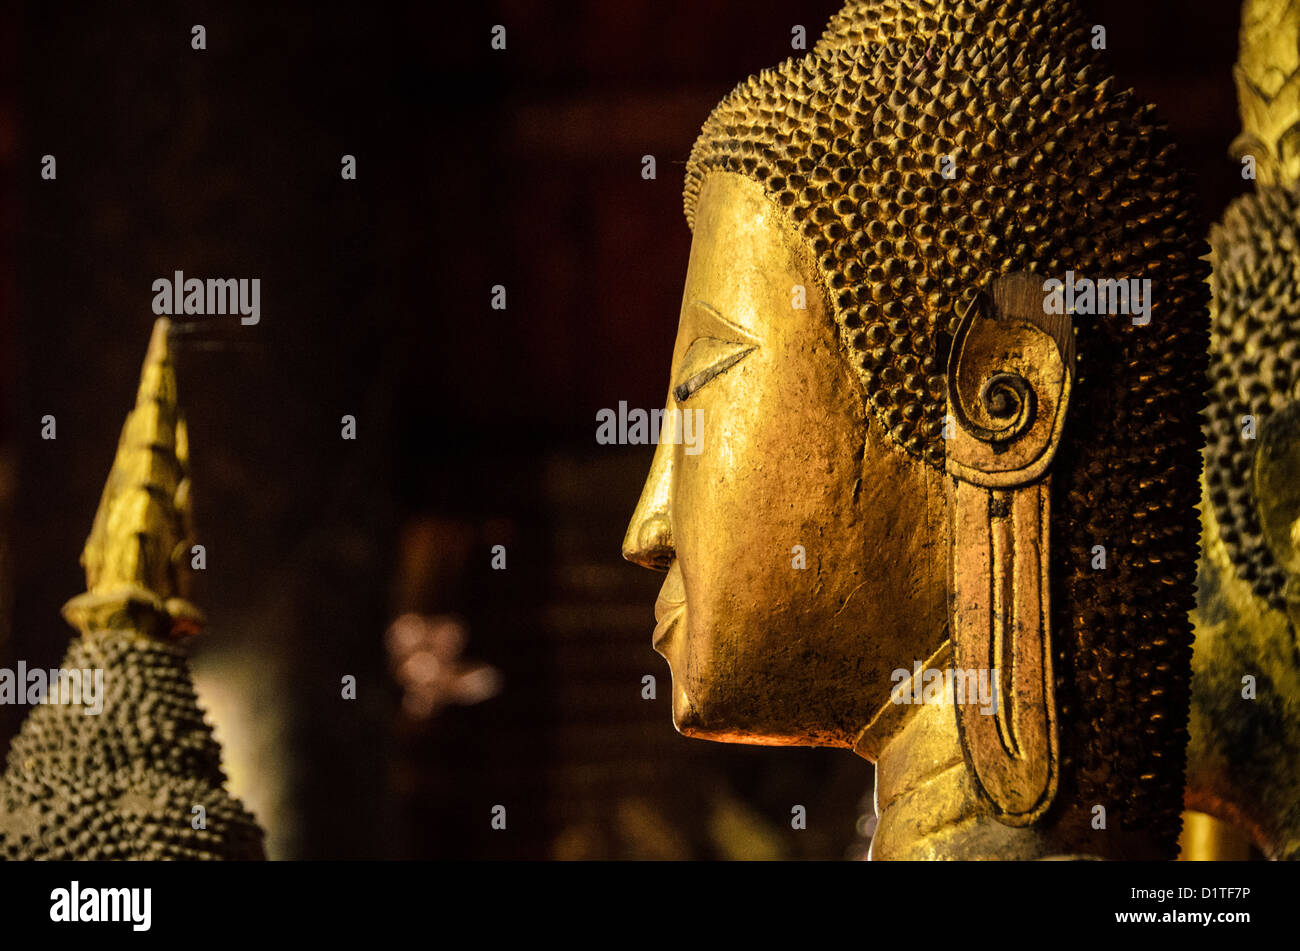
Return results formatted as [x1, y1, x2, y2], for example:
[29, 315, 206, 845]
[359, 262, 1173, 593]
[623, 513, 674, 571]
[622, 435, 675, 572]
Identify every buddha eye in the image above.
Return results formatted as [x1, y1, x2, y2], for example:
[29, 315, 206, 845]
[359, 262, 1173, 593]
[672, 336, 756, 403]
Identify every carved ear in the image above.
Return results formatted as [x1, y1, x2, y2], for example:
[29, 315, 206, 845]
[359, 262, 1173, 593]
[1254, 401, 1300, 595]
[945, 273, 1072, 826]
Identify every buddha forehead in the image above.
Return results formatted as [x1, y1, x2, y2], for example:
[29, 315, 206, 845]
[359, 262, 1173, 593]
[684, 172, 818, 335]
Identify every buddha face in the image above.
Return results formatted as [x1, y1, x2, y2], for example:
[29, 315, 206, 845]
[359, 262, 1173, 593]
[622, 172, 947, 749]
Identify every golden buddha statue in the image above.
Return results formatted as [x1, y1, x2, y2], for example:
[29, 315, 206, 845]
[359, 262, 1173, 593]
[0, 318, 264, 860]
[1183, 0, 1300, 862]
[624, 0, 1209, 860]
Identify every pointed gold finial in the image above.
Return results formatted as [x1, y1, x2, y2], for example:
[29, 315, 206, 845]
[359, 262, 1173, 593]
[61, 317, 205, 640]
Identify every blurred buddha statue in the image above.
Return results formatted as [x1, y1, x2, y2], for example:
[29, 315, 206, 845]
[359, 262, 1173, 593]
[624, 0, 1209, 860]
[1184, 0, 1300, 862]
[0, 318, 265, 860]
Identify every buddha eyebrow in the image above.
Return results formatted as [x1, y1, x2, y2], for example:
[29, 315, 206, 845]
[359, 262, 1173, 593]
[688, 299, 759, 343]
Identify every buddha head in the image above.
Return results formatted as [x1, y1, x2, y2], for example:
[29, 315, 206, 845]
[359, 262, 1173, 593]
[1189, 0, 1300, 862]
[0, 318, 264, 861]
[624, 0, 1208, 858]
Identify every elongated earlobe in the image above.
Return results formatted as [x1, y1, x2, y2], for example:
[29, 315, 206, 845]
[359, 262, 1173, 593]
[945, 273, 1073, 825]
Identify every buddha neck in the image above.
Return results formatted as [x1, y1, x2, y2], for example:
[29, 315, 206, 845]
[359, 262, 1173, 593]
[854, 642, 1069, 860]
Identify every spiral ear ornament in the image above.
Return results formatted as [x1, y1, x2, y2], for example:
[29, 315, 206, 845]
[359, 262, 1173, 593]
[945, 273, 1074, 826]
[954, 371, 1037, 446]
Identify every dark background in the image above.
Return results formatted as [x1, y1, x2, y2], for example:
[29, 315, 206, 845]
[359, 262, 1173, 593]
[0, 0, 1246, 858]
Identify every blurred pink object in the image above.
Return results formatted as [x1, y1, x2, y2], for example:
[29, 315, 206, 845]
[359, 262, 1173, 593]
[385, 613, 501, 720]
